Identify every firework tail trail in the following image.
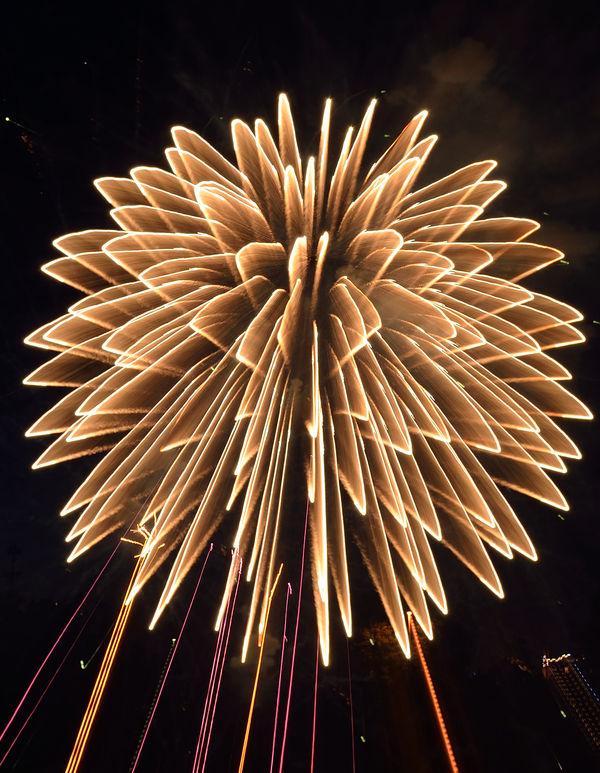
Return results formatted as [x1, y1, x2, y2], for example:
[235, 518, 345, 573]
[277, 499, 309, 773]
[238, 563, 284, 773]
[192, 551, 241, 773]
[194, 555, 240, 772]
[0, 598, 102, 768]
[310, 635, 319, 772]
[192, 574, 231, 772]
[408, 612, 460, 773]
[65, 558, 144, 773]
[129, 638, 177, 772]
[0, 501, 149, 750]
[346, 639, 356, 773]
[198, 556, 242, 773]
[269, 582, 292, 773]
[193, 609, 228, 772]
[0, 558, 115, 747]
[129, 544, 214, 773]
[79, 631, 111, 671]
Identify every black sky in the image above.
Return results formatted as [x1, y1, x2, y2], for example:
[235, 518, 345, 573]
[2, 2, 600, 771]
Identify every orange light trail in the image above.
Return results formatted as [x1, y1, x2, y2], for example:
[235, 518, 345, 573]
[238, 563, 283, 773]
[0, 526, 129, 758]
[64, 558, 142, 773]
[408, 611, 459, 773]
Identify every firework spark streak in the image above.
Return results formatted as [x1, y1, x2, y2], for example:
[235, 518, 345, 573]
[130, 543, 213, 773]
[269, 581, 292, 773]
[238, 563, 283, 773]
[65, 558, 143, 773]
[194, 550, 242, 773]
[408, 612, 459, 772]
[25, 94, 591, 666]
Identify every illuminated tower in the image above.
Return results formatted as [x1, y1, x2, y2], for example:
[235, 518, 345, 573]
[542, 653, 600, 756]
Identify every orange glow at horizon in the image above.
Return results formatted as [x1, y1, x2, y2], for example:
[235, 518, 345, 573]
[25, 93, 591, 663]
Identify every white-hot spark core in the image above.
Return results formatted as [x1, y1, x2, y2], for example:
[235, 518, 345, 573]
[25, 95, 591, 660]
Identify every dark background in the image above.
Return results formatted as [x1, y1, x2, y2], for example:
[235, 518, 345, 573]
[1, 1, 599, 771]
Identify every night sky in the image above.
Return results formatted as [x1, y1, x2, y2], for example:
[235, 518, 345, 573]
[2, 2, 600, 771]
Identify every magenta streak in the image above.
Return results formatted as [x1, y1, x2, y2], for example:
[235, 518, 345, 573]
[0, 506, 144, 750]
[310, 635, 319, 772]
[130, 544, 214, 773]
[268, 582, 292, 773]
[199, 557, 242, 773]
[193, 552, 240, 773]
[346, 639, 356, 773]
[192, 591, 229, 773]
[0, 598, 102, 768]
[277, 499, 309, 773]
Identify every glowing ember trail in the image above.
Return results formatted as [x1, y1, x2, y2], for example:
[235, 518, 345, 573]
[269, 581, 292, 773]
[65, 558, 143, 773]
[130, 543, 213, 773]
[0, 504, 148, 756]
[408, 612, 459, 772]
[25, 93, 591, 667]
[193, 550, 242, 773]
[238, 563, 283, 773]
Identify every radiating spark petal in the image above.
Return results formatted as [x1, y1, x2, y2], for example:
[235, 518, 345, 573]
[25, 94, 589, 664]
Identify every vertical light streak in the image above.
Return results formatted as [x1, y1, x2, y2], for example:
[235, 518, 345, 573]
[346, 639, 356, 773]
[194, 597, 229, 771]
[277, 500, 309, 773]
[269, 582, 292, 773]
[255, 398, 293, 647]
[199, 556, 242, 773]
[129, 544, 213, 773]
[193, 551, 242, 773]
[214, 545, 242, 632]
[65, 557, 143, 773]
[238, 563, 284, 773]
[241, 395, 292, 662]
[408, 612, 459, 773]
[129, 636, 177, 771]
[310, 636, 320, 773]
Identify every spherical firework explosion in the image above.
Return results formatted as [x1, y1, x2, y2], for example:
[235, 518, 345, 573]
[25, 95, 591, 664]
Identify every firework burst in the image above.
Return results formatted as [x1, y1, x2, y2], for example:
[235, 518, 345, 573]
[25, 95, 591, 664]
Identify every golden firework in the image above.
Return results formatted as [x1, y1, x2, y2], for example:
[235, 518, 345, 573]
[25, 95, 591, 664]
